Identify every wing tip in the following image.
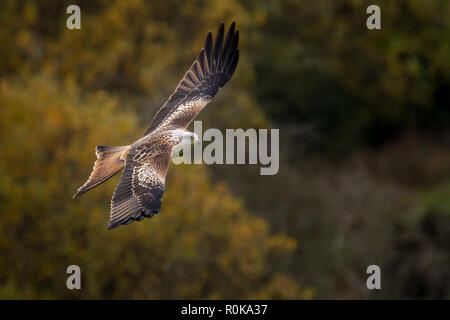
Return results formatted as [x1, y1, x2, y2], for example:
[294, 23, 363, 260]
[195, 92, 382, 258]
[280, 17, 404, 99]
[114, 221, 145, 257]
[193, 22, 239, 81]
[107, 222, 119, 230]
[107, 209, 160, 230]
[144, 21, 239, 134]
[73, 186, 87, 199]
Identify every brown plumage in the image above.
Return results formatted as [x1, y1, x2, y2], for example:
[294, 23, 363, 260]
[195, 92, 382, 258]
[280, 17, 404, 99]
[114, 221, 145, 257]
[74, 22, 239, 229]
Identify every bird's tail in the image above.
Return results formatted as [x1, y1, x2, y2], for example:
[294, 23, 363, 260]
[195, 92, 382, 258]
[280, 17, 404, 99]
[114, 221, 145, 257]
[73, 145, 130, 198]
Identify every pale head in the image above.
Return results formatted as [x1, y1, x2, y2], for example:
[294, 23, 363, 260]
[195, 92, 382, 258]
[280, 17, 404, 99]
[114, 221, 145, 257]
[171, 129, 200, 158]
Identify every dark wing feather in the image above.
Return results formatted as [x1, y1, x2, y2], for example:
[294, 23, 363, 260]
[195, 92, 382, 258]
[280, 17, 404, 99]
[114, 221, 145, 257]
[144, 22, 239, 135]
[108, 150, 171, 230]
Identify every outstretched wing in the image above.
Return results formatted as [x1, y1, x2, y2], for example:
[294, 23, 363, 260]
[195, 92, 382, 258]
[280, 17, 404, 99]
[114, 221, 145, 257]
[144, 22, 239, 135]
[108, 148, 171, 230]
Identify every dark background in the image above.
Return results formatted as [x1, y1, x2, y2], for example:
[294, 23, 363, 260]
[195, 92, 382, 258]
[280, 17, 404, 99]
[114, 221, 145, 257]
[0, 0, 449, 299]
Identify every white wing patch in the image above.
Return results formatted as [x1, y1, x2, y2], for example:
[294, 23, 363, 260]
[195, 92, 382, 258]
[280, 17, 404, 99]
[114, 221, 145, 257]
[134, 163, 164, 188]
[159, 96, 211, 129]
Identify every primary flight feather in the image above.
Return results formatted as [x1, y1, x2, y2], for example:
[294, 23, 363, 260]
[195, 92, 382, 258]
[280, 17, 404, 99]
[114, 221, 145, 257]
[74, 22, 239, 229]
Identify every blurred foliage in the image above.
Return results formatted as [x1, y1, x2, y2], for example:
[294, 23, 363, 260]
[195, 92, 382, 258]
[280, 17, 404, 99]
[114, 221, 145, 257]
[244, 0, 450, 154]
[0, 0, 449, 299]
[0, 75, 305, 299]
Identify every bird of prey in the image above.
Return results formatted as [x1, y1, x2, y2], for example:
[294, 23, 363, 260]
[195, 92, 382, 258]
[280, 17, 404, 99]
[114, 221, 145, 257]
[74, 22, 239, 229]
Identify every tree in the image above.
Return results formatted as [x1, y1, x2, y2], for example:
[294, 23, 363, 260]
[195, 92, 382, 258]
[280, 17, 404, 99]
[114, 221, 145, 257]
[0, 74, 306, 299]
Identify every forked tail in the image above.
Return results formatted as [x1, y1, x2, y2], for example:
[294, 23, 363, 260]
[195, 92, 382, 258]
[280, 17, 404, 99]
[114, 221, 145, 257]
[73, 145, 130, 198]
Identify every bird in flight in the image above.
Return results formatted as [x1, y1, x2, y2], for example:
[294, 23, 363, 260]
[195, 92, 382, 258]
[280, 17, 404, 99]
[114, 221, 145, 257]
[74, 22, 239, 229]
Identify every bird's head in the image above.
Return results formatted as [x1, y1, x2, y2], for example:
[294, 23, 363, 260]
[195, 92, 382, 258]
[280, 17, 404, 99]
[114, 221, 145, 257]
[185, 132, 200, 145]
[171, 130, 200, 159]
[179, 131, 200, 145]
[171, 130, 200, 147]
